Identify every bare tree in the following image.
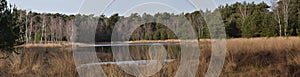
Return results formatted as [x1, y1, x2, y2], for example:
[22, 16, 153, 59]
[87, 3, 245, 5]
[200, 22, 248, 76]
[282, 0, 290, 36]
[44, 16, 48, 43]
[29, 13, 33, 43]
[50, 16, 56, 42]
[33, 17, 37, 44]
[25, 11, 29, 43]
[65, 19, 73, 41]
[271, 0, 283, 36]
[58, 17, 63, 42]
[239, 2, 248, 26]
[40, 14, 46, 44]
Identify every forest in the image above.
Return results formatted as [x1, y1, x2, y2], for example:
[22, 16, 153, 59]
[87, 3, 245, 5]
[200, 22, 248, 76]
[0, 0, 300, 50]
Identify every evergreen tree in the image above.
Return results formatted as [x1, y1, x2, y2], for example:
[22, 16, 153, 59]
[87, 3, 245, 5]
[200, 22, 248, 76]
[0, 0, 24, 59]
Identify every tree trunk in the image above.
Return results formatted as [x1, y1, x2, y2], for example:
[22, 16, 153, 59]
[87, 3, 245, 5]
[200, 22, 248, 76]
[25, 12, 28, 43]
[41, 15, 45, 44]
[29, 16, 33, 44]
[282, 0, 290, 36]
[277, 10, 282, 36]
[271, 0, 282, 36]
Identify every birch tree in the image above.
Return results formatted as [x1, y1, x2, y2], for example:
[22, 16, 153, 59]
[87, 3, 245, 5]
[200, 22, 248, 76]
[239, 2, 248, 25]
[40, 14, 45, 43]
[271, 0, 283, 36]
[28, 12, 33, 43]
[282, 0, 290, 36]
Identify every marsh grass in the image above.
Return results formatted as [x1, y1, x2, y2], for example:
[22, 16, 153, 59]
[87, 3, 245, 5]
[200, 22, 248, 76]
[0, 37, 300, 77]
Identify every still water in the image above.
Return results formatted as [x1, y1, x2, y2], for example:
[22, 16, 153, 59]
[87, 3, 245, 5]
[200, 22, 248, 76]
[94, 42, 182, 64]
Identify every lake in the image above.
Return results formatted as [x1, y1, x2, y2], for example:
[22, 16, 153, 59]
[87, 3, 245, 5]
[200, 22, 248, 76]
[92, 42, 182, 64]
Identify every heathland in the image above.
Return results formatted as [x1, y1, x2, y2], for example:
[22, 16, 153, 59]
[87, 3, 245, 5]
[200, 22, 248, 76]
[1, 37, 300, 77]
[1, 0, 300, 76]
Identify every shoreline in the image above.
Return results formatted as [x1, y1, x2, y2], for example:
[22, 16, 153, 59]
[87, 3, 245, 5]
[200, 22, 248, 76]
[16, 37, 299, 47]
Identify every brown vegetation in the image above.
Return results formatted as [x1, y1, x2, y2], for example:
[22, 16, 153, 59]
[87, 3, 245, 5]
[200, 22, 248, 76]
[1, 37, 300, 77]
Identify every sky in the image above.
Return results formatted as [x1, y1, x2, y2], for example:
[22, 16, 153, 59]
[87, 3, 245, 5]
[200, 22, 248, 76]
[7, 0, 270, 16]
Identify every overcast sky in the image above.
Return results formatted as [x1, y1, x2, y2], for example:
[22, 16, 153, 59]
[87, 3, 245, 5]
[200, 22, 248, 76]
[7, 0, 270, 16]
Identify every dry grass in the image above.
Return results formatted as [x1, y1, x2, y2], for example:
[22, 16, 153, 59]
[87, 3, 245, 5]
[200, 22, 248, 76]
[224, 37, 300, 77]
[0, 37, 300, 77]
[0, 47, 78, 77]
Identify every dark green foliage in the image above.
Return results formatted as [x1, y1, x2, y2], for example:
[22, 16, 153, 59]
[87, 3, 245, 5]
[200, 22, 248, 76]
[0, 0, 25, 58]
[129, 22, 177, 41]
[0, 3, 21, 47]
[260, 13, 277, 37]
[288, 0, 300, 36]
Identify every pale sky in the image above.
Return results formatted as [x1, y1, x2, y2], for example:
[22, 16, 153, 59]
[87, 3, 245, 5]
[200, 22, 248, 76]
[7, 0, 270, 16]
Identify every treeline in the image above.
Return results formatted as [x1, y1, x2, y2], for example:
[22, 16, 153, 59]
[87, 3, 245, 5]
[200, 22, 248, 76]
[220, 0, 300, 38]
[1, 0, 300, 45]
[20, 12, 75, 43]
[94, 13, 207, 42]
[95, 0, 300, 41]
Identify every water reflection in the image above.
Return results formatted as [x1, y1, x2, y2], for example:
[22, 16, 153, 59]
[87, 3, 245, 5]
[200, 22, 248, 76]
[95, 43, 181, 62]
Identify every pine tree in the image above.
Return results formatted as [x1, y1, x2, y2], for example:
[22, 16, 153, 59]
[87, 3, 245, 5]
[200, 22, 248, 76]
[0, 0, 25, 59]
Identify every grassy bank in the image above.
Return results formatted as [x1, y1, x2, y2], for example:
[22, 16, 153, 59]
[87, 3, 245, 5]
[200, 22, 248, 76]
[1, 37, 300, 77]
